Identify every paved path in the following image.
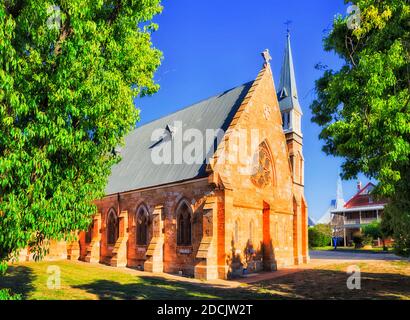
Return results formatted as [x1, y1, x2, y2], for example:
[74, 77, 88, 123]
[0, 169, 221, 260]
[236, 268, 301, 284]
[235, 250, 409, 284]
[79, 250, 408, 287]
[309, 250, 408, 261]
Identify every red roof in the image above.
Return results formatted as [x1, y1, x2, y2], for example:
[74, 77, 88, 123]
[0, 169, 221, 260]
[344, 182, 387, 209]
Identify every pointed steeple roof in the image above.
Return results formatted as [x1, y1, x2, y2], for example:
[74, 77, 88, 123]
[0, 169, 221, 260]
[277, 32, 302, 114]
[336, 175, 345, 209]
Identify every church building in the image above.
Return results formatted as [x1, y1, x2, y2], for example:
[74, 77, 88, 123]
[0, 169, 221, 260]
[64, 33, 309, 280]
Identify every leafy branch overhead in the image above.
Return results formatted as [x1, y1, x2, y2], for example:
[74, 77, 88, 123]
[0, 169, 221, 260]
[311, 0, 410, 255]
[0, 0, 163, 264]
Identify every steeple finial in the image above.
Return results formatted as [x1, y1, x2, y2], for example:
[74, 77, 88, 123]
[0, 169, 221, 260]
[284, 20, 292, 36]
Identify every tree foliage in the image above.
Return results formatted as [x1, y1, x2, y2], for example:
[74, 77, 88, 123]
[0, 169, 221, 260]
[363, 220, 392, 250]
[0, 288, 22, 300]
[308, 224, 332, 248]
[0, 0, 162, 265]
[311, 0, 410, 253]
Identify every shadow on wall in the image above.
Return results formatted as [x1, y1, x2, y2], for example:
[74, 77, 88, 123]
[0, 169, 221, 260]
[226, 239, 276, 279]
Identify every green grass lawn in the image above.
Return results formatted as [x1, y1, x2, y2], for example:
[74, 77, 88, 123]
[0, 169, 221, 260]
[0, 260, 263, 300]
[312, 246, 394, 253]
[1, 259, 410, 300]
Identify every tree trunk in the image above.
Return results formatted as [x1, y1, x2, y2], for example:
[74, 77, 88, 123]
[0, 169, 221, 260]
[382, 239, 387, 251]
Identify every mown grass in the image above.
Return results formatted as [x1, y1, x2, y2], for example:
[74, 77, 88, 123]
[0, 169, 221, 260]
[312, 246, 394, 253]
[1, 259, 410, 300]
[0, 260, 264, 300]
[254, 260, 410, 300]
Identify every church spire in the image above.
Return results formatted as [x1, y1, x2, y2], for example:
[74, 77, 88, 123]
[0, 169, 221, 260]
[336, 175, 345, 209]
[277, 31, 302, 114]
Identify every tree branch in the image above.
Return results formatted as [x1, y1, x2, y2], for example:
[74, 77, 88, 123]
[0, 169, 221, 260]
[54, 11, 73, 56]
[345, 35, 357, 67]
[108, 0, 123, 25]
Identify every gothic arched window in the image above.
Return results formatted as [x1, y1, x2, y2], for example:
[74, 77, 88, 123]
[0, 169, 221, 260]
[136, 205, 149, 245]
[234, 220, 239, 244]
[176, 202, 192, 246]
[251, 142, 273, 189]
[85, 221, 94, 244]
[249, 220, 254, 243]
[107, 209, 119, 245]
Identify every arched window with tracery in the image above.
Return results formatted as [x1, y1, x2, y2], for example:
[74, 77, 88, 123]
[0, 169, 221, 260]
[176, 201, 192, 246]
[251, 141, 274, 188]
[107, 209, 119, 245]
[136, 205, 149, 245]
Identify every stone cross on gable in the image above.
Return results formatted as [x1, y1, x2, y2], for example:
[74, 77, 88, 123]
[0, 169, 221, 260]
[261, 49, 272, 64]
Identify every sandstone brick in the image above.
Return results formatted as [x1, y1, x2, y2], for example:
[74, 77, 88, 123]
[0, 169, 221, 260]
[23, 63, 308, 280]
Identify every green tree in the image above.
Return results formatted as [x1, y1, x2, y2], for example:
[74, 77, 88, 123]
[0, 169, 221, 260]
[311, 1, 410, 254]
[0, 0, 162, 270]
[363, 220, 392, 251]
[308, 224, 332, 248]
[0, 288, 21, 300]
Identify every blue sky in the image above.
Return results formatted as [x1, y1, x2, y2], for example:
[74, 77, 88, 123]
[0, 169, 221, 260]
[137, 0, 371, 222]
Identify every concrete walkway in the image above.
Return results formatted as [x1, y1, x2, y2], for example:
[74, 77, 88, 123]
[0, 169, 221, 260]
[309, 249, 408, 262]
[75, 250, 408, 287]
[235, 250, 409, 284]
[236, 268, 301, 284]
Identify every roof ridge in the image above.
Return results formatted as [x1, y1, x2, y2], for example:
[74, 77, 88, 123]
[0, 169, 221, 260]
[135, 80, 254, 130]
[344, 182, 375, 208]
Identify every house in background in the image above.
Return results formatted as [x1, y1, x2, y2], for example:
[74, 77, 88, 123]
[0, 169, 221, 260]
[317, 177, 345, 225]
[331, 181, 388, 246]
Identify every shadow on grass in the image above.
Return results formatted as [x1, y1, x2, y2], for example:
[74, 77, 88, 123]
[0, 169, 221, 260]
[254, 267, 410, 300]
[2, 262, 410, 300]
[72, 276, 271, 300]
[0, 266, 36, 299]
[73, 266, 410, 300]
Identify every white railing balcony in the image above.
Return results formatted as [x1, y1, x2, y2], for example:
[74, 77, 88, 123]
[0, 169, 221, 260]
[344, 219, 360, 225]
[360, 217, 379, 224]
[344, 217, 379, 225]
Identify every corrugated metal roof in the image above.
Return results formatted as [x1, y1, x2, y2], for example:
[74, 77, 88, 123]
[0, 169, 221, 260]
[105, 81, 253, 195]
[331, 204, 385, 213]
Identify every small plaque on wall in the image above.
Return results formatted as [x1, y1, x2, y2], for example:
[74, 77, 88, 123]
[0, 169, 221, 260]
[178, 248, 192, 254]
[137, 247, 146, 253]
